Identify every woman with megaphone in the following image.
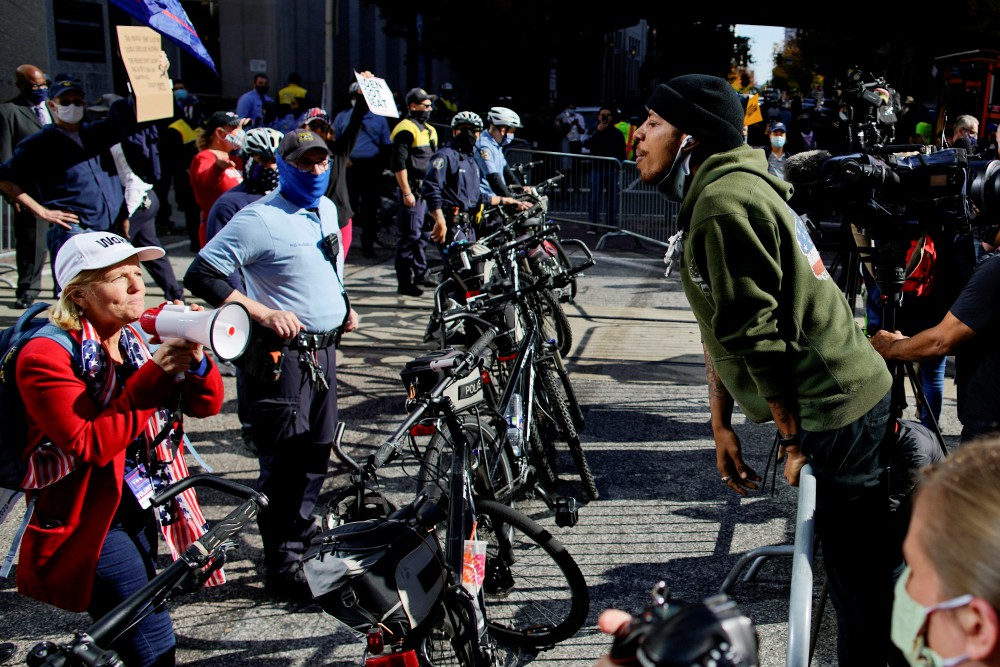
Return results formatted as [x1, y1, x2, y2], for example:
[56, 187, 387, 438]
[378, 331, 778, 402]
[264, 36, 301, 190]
[13, 231, 225, 667]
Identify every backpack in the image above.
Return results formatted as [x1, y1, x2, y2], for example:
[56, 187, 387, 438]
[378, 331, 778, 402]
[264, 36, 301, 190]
[903, 232, 937, 298]
[0, 303, 76, 500]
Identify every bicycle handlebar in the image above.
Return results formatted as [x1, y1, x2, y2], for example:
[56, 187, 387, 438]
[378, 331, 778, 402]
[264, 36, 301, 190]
[367, 323, 499, 475]
[29, 476, 266, 667]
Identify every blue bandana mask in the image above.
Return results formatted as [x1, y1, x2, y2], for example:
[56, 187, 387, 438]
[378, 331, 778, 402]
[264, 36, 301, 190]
[276, 153, 330, 209]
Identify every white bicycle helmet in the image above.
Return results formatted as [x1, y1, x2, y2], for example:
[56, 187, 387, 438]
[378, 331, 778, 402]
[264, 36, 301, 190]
[451, 111, 483, 130]
[243, 127, 283, 158]
[487, 106, 522, 129]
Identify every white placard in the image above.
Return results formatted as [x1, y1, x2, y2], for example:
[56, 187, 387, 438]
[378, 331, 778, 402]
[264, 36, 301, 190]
[355, 71, 398, 119]
[249, 59, 267, 74]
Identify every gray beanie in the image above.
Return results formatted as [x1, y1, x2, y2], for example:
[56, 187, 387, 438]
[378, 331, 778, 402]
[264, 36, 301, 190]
[646, 74, 745, 151]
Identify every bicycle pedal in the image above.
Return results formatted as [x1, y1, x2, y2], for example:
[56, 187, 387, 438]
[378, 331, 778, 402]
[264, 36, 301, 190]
[554, 495, 579, 528]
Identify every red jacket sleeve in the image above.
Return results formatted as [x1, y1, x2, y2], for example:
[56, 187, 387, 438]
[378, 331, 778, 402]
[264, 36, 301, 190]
[16, 334, 225, 468]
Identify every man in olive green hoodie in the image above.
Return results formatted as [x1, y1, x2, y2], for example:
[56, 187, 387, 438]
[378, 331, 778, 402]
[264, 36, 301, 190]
[633, 75, 897, 667]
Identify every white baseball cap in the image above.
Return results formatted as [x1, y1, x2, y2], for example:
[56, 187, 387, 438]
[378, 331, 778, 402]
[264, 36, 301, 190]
[55, 231, 164, 293]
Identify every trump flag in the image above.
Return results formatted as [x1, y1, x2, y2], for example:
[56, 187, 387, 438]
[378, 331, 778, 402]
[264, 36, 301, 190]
[109, 0, 218, 76]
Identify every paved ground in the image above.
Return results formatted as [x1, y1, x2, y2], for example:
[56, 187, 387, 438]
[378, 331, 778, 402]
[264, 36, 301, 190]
[0, 221, 961, 667]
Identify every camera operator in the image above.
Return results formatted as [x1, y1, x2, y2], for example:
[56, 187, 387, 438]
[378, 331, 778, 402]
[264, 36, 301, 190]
[872, 224, 1000, 443]
[632, 74, 901, 667]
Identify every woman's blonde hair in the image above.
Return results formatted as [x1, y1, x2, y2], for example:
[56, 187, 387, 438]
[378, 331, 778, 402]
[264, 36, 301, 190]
[915, 435, 1000, 609]
[194, 126, 211, 151]
[48, 266, 110, 331]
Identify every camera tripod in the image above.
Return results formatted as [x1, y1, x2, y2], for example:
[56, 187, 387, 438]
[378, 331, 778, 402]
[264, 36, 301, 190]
[860, 235, 949, 458]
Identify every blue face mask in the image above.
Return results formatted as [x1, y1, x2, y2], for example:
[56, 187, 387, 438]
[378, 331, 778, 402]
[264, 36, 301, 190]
[276, 153, 330, 209]
[501, 130, 514, 147]
[26, 88, 47, 105]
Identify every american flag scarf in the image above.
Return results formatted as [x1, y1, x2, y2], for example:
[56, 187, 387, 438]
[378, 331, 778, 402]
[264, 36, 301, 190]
[21, 318, 224, 586]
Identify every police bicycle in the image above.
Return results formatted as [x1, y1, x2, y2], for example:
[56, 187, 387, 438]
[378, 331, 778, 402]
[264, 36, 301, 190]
[424, 209, 598, 501]
[315, 321, 589, 667]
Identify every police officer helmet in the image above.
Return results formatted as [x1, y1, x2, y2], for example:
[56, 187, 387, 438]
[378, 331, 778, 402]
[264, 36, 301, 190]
[487, 106, 522, 129]
[243, 127, 283, 158]
[451, 111, 483, 131]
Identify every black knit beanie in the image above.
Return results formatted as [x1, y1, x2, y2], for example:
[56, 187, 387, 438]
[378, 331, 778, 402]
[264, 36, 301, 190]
[646, 74, 745, 151]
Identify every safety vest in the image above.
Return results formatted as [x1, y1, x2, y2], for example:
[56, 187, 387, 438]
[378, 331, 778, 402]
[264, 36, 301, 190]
[616, 121, 637, 160]
[168, 118, 197, 145]
[391, 117, 438, 179]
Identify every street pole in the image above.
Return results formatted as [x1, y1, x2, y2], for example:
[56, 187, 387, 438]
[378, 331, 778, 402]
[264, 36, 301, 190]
[324, 0, 335, 113]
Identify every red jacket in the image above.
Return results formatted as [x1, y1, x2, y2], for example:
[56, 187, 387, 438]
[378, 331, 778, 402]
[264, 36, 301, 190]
[14, 331, 224, 612]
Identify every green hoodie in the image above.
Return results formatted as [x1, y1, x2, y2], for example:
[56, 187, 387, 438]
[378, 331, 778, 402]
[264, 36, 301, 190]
[677, 144, 891, 432]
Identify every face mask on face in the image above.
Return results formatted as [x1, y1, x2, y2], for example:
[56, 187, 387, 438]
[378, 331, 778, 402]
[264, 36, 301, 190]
[244, 160, 280, 195]
[52, 102, 84, 125]
[501, 130, 514, 147]
[454, 129, 477, 153]
[771, 135, 787, 149]
[255, 84, 269, 95]
[224, 128, 245, 151]
[276, 153, 331, 209]
[891, 566, 974, 667]
[657, 136, 693, 203]
[26, 88, 47, 105]
[411, 109, 431, 123]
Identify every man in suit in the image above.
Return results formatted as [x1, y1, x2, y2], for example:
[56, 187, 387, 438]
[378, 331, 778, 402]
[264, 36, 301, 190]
[0, 64, 52, 308]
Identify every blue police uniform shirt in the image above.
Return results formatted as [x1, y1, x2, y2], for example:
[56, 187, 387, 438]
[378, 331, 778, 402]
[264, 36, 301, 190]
[0, 123, 129, 230]
[473, 131, 506, 196]
[333, 107, 391, 160]
[198, 189, 348, 332]
[422, 145, 493, 213]
[236, 90, 274, 127]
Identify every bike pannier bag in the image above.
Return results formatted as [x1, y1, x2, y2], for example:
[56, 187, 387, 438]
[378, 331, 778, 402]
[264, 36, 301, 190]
[302, 518, 446, 640]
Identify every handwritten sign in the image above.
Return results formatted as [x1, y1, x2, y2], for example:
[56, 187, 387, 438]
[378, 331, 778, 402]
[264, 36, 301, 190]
[744, 93, 763, 126]
[355, 71, 398, 119]
[116, 25, 173, 122]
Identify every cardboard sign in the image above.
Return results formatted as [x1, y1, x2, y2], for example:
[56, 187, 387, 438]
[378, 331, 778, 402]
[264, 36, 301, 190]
[745, 93, 763, 126]
[354, 71, 398, 119]
[116, 25, 173, 122]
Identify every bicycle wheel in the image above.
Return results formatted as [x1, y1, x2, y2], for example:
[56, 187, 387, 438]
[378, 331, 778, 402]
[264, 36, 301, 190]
[536, 363, 599, 500]
[527, 415, 558, 488]
[414, 589, 484, 667]
[472, 498, 589, 648]
[528, 287, 573, 358]
[417, 415, 516, 506]
[550, 350, 586, 431]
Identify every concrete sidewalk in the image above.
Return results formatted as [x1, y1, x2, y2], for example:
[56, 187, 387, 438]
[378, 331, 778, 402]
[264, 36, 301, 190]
[0, 224, 961, 667]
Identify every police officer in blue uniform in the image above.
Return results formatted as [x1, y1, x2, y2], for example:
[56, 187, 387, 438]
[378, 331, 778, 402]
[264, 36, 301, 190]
[422, 111, 530, 248]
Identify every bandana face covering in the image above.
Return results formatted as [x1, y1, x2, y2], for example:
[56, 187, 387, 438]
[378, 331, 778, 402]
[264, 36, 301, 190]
[244, 160, 280, 195]
[276, 153, 330, 209]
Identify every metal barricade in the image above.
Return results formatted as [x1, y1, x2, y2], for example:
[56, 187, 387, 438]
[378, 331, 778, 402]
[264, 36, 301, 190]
[718, 463, 819, 667]
[507, 148, 678, 250]
[1, 200, 16, 288]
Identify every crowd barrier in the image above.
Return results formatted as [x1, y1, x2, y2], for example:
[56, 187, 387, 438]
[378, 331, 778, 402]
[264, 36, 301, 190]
[1, 201, 15, 288]
[507, 148, 680, 250]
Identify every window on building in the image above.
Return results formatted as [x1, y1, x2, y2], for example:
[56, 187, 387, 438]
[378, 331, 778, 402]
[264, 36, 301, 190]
[54, 0, 107, 63]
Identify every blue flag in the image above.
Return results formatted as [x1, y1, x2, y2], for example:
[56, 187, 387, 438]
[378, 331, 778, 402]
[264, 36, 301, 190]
[109, 0, 218, 76]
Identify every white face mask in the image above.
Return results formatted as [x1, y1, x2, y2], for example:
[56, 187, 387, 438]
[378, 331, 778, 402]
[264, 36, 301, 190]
[657, 136, 693, 203]
[52, 102, 84, 125]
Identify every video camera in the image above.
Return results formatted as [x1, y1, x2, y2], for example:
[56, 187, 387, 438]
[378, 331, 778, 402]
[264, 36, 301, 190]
[786, 68, 1000, 242]
[609, 581, 758, 667]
